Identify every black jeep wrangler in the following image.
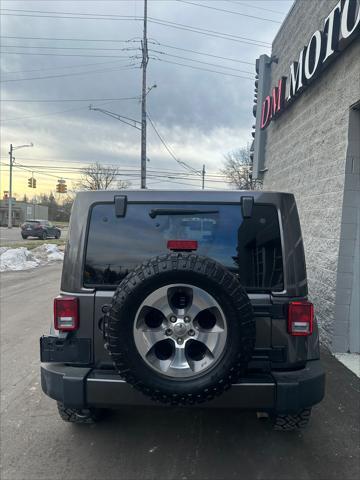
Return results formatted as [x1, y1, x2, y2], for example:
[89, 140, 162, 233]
[40, 190, 325, 430]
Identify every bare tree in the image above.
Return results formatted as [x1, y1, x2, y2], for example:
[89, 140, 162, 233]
[76, 162, 130, 191]
[221, 145, 262, 190]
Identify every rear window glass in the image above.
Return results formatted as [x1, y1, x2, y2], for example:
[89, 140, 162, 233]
[84, 203, 284, 292]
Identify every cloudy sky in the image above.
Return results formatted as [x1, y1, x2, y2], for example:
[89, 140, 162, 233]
[0, 0, 292, 195]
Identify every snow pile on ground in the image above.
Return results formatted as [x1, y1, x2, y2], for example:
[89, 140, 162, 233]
[31, 244, 64, 262]
[0, 247, 39, 272]
[0, 244, 64, 272]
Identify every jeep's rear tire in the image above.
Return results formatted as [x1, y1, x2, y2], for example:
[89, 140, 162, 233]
[57, 402, 106, 424]
[105, 253, 255, 405]
[272, 409, 312, 431]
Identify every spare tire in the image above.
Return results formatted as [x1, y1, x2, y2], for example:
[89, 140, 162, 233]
[104, 253, 255, 405]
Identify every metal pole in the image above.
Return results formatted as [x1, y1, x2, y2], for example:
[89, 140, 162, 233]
[8, 144, 13, 228]
[202, 164, 206, 190]
[140, 0, 148, 189]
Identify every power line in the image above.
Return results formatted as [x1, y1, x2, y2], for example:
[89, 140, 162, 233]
[8, 162, 71, 180]
[1, 59, 135, 75]
[1, 5, 280, 24]
[149, 41, 254, 66]
[1, 101, 115, 123]
[0, 63, 139, 82]
[175, 0, 281, 23]
[0, 41, 257, 72]
[2, 45, 253, 73]
[0, 35, 138, 43]
[0, 96, 140, 103]
[1, 162, 229, 188]
[0, 51, 139, 59]
[152, 57, 253, 79]
[224, 1, 286, 15]
[0, 7, 138, 18]
[0, 157, 230, 178]
[1, 44, 140, 52]
[0, 32, 268, 47]
[150, 49, 254, 74]
[0, 161, 230, 179]
[148, 17, 271, 47]
[0, 9, 271, 47]
[0, 11, 140, 22]
[147, 111, 201, 176]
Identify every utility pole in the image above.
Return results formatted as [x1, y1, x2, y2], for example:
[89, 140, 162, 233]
[8, 144, 13, 228]
[140, 0, 148, 189]
[7, 142, 33, 228]
[202, 164, 206, 190]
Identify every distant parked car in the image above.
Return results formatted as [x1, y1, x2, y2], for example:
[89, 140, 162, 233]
[21, 220, 61, 240]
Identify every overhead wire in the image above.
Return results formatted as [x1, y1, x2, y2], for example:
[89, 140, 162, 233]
[1, 59, 139, 75]
[224, 1, 286, 16]
[152, 57, 253, 79]
[175, 0, 281, 23]
[1, 5, 281, 24]
[148, 41, 254, 65]
[149, 49, 254, 74]
[0, 32, 268, 47]
[146, 112, 201, 176]
[0, 34, 138, 43]
[0, 45, 139, 52]
[0, 9, 271, 47]
[0, 96, 140, 103]
[147, 17, 271, 47]
[0, 97, 126, 123]
[1, 162, 229, 188]
[0, 157, 230, 178]
[0, 63, 140, 82]
[0, 51, 140, 58]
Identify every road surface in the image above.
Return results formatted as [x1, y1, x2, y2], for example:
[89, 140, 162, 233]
[1, 264, 359, 480]
[0, 226, 67, 245]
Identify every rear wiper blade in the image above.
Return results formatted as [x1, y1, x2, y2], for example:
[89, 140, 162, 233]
[149, 208, 219, 219]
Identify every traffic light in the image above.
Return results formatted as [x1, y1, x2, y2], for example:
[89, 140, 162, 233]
[56, 180, 67, 193]
[27, 177, 36, 188]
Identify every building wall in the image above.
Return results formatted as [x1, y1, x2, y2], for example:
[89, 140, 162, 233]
[262, 0, 360, 348]
[0, 201, 48, 226]
[333, 106, 360, 352]
[20, 203, 49, 221]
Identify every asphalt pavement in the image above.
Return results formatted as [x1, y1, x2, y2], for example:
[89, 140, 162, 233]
[0, 226, 67, 245]
[1, 264, 359, 480]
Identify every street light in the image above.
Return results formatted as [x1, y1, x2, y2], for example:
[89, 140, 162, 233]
[8, 142, 34, 228]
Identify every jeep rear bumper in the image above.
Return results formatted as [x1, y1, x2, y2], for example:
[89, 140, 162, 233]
[41, 360, 325, 413]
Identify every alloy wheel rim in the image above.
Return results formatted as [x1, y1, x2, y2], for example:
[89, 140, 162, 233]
[133, 284, 228, 379]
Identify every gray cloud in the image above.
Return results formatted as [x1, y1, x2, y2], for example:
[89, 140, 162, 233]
[1, 0, 292, 190]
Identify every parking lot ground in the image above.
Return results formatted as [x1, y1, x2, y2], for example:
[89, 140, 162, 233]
[1, 264, 359, 480]
[0, 226, 67, 246]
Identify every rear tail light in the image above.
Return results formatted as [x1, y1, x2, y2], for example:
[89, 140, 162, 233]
[288, 301, 314, 336]
[167, 240, 198, 251]
[54, 296, 79, 331]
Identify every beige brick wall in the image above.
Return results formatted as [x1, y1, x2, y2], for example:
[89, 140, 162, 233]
[262, 0, 360, 347]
